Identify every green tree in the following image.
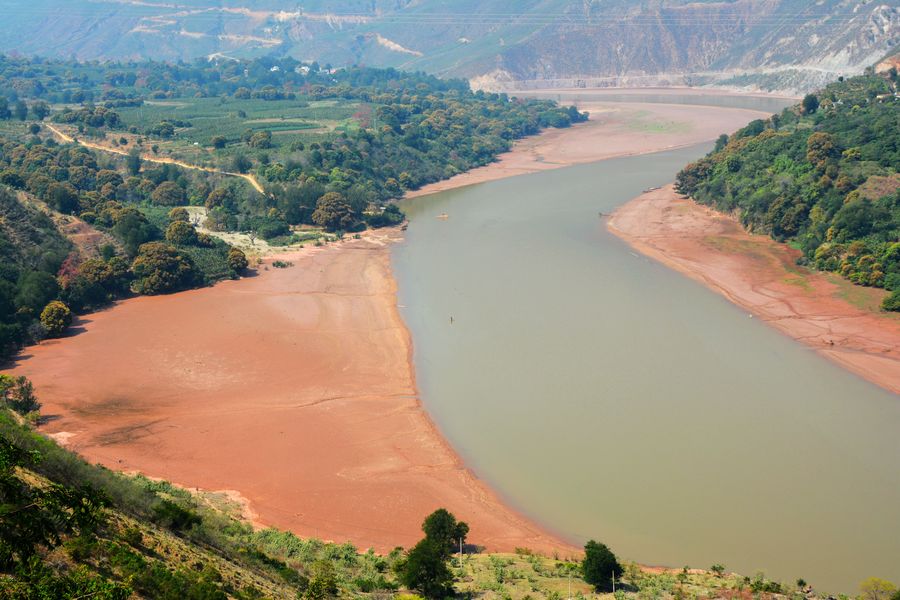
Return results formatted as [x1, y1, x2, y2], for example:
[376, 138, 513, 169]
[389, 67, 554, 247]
[168, 207, 190, 223]
[311, 192, 356, 231]
[131, 242, 196, 295]
[231, 154, 252, 174]
[39, 300, 72, 337]
[13, 100, 27, 121]
[15, 272, 59, 317]
[304, 560, 338, 600]
[46, 182, 79, 214]
[227, 247, 248, 273]
[126, 149, 141, 176]
[150, 181, 186, 206]
[31, 101, 50, 121]
[0, 375, 40, 415]
[165, 221, 199, 246]
[211, 135, 227, 149]
[801, 94, 819, 115]
[582, 540, 622, 592]
[422, 508, 469, 556]
[398, 538, 453, 600]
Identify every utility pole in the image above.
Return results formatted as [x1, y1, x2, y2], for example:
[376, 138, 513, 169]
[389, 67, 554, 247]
[612, 570, 616, 593]
[458, 537, 463, 570]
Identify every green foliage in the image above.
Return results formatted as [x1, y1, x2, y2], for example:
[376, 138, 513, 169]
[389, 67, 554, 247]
[422, 507, 469, 556]
[227, 247, 248, 273]
[130, 241, 197, 295]
[0, 374, 40, 415]
[0, 436, 108, 570]
[166, 220, 200, 245]
[151, 180, 186, 206]
[398, 538, 454, 600]
[397, 509, 468, 598]
[311, 191, 357, 232]
[39, 300, 71, 337]
[676, 74, 900, 308]
[582, 540, 622, 592]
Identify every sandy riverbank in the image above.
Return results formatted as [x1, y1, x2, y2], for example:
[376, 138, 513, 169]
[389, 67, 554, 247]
[5, 97, 773, 555]
[608, 185, 900, 395]
[407, 101, 772, 198]
[7, 229, 571, 553]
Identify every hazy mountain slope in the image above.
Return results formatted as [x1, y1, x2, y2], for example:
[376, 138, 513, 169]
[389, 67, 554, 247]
[0, 0, 897, 93]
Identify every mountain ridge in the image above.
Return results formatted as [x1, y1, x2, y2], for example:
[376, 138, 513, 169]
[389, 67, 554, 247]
[0, 0, 897, 95]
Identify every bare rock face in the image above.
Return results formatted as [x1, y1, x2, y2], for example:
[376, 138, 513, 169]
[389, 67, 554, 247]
[1, 0, 897, 94]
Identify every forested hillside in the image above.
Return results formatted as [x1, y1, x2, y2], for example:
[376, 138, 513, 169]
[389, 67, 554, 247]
[0, 55, 584, 362]
[676, 71, 900, 311]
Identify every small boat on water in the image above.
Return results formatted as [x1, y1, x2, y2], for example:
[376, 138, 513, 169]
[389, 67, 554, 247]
[437, 213, 449, 220]
[643, 186, 661, 193]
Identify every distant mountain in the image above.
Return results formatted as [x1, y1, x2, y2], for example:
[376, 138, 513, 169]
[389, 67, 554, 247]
[0, 0, 897, 94]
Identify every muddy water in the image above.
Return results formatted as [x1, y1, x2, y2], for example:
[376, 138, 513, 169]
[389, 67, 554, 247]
[394, 127, 899, 592]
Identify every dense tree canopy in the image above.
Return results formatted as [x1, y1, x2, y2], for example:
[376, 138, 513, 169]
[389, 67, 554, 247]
[676, 74, 900, 310]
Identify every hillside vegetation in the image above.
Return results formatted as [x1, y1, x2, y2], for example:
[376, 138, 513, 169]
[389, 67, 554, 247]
[676, 71, 900, 311]
[0, 55, 584, 362]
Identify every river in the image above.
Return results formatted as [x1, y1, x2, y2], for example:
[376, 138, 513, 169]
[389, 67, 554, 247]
[393, 99, 900, 593]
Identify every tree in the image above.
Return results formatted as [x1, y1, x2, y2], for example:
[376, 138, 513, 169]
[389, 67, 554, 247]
[211, 135, 227, 149]
[231, 154, 252, 174]
[13, 100, 27, 121]
[227, 247, 248, 273]
[801, 94, 819, 115]
[860, 578, 897, 600]
[15, 272, 59, 317]
[582, 540, 622, 592]
[0, 375, 40, 415]
[248, 130, 273, 149]
[31, 101, 50, 121]
[422, 508, 469, 556]
[126, 149, 141, 176]
[39, 301, 72, 337]
[165, 221, 199, 246]
[168, 207, 189, 222]
[131, 242, 196, 295]
[150, 181, 186, 206]
[397, 509, 467, 599]
[304, 560, 338, 600]
[311, 192, 356, 231]
[398, 538, 453, 600]
[0, 97, 12, 120]
[46, 182, 79, 214]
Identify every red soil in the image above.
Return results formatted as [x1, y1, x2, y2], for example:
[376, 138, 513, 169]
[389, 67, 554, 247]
[7, 231, 572, 553]
[608, 186, 900, 395]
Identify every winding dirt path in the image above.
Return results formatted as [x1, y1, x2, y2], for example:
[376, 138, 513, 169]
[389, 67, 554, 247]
[45, 123, 266, 194]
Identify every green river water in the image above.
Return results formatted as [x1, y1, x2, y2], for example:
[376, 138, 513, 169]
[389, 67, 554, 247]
[393, 99, 900, 593]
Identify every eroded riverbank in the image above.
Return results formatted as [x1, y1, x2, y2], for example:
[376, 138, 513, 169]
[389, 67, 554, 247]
[608, 185, 900, 394]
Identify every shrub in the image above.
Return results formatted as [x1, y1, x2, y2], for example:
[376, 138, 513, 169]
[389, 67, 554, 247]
[227, 247, 248, 273]
[39, 301, 72, 337]
[883, 289, 900, 312]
